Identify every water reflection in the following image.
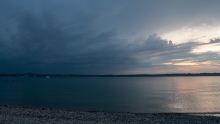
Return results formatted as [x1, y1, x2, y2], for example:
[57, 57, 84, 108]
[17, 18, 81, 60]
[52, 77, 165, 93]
[1, 77, 220, 113]
[141, 77, 220, 113]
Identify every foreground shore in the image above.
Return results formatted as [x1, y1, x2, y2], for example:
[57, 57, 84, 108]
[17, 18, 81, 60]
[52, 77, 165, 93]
[1, 105, 220, 124]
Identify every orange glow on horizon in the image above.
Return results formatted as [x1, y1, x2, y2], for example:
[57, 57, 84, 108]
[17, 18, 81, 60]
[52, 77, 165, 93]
[125, 64, 220, 74]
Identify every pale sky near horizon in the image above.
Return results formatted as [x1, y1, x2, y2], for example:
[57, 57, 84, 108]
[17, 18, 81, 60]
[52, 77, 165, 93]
[0, 0, 220, 74]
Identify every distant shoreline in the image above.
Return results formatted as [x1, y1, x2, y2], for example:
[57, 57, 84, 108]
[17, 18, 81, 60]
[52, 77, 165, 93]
[1, 73, 220, 77]
[1, 104, 220, 123]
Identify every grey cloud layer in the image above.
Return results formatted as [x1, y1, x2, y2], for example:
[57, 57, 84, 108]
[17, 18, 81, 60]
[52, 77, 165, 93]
[0, 12, 137, 74]
[0, 0, 220, 74]
[1, 11, 218, 74]
[210, 38, 220, 43]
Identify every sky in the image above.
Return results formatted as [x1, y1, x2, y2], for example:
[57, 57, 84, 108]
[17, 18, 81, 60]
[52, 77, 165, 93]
[0, 0, 220, 74]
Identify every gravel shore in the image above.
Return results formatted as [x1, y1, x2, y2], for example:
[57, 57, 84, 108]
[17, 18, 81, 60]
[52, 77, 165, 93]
[1, 105, 220, 124]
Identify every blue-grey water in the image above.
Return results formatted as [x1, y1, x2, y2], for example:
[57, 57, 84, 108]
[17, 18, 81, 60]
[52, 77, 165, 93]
[0, 76, 220, 113]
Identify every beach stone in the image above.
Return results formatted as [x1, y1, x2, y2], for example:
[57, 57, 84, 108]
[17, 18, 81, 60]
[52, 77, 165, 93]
[1, 105, 220, 124]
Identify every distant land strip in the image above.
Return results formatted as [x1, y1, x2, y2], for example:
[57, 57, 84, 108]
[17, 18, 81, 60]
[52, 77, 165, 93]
[1, 73, 220, 77]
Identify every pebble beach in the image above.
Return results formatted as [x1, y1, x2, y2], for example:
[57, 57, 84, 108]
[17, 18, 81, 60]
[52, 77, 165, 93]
[1, 105, 220, 124]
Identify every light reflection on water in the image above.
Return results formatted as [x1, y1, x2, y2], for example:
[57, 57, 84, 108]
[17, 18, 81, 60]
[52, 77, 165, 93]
[0, 76, 220, 113]
[158, 77, 220, 113]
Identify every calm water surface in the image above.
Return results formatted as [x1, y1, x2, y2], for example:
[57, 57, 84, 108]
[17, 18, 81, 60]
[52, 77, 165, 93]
[0, 77, 220, 113]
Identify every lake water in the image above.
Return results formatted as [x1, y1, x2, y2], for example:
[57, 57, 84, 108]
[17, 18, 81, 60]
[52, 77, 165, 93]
[0, 76, 220, 113]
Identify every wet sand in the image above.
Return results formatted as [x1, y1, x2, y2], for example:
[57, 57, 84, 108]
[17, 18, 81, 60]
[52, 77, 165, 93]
[1, 105, 220, 124]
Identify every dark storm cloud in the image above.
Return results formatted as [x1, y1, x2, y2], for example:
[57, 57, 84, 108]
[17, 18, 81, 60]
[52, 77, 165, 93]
[0, 11, 138, 74]
[1, 0, 220, 74]
[0, 9, 218, 74]
[0, 10, 168, 74]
